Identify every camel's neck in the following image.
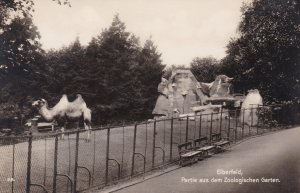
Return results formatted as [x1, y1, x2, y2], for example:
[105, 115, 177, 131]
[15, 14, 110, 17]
[39, 105, 55, 121]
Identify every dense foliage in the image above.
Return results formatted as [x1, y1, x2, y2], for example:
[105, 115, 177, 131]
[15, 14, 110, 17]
[0, 5, 164, 126]
[1, 0, 299, 128]
[190, 0, 299, 103]
[0, 0, 45, 125]
[190, 57, 220, 83]
[220, 0, 300, 102]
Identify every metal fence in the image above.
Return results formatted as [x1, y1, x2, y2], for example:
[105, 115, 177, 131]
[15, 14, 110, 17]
[0, 103, 299, 193]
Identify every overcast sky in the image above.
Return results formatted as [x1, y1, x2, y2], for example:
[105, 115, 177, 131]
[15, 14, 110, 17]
[32, 0, 251, 65]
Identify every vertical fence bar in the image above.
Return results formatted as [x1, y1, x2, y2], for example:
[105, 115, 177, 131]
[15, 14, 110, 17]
[163, 120, 166, 150]
[92, 131, 96, 185]
[209, 113, 213, 145]
[144, 122, 148, 167]
[11, 143, 15, 193]
[169, 118, 174, 161]
[227, 111, 230, 139]
[257, 105, 260, 134]
[199, 114, 202, 138]
[67, 134, 71, 193]
[52, 134, 59, 193]
[73, 130, 80, 193]
[185, 116, 189, 142]
[242, 109, 245, 139]
[152, 120, 156, 169]
[235, 110, 238, 142]
[43, 138, 47, 186]
[121, 123, 125, 175]
[262, 106, 265, 133]
[219, 108, 223, 133]
[179, 119, 182, 144]
[105, 128, 110, 184]
[250, 105, 254, 127]
[26, 133, 32, 193]
[281, 104, 285, 125]
[194, 115, 197, 139]
[270, 106, 273, 129]
[131, 124, 137, 176]
[207, 114, 210, 136]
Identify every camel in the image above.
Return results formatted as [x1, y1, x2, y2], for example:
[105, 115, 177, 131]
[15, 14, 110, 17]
[241, 89, 263, 127]
[200, 75, 233, 97]
[32, 94, 92, 141]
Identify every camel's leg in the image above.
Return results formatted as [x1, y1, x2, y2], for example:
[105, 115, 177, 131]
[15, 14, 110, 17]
[60, 126, 65, 140]
[84, 122, 91, 142]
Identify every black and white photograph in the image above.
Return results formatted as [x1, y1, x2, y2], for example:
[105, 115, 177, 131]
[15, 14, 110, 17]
[0, 0, 299, 193]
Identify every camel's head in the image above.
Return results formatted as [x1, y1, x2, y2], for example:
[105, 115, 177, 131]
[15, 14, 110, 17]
[32, 99, 47, 108]
[215, 75, 233, 84]
[247, 89, 260, 94]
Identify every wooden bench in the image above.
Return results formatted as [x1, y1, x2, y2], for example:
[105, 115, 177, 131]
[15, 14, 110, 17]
[211, 133, 231, 153]
[193, 137, 215, 158]
[177, 142, 202, 166]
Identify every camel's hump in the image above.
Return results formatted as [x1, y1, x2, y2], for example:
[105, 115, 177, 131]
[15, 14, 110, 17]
[76, 94, 82, 98]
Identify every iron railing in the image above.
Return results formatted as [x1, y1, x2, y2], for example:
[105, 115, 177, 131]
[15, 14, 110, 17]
[0, 103, 299, 193]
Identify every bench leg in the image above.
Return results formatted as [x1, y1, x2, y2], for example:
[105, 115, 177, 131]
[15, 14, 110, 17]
[215, 143, 231, 153]
[197, 152, 204, 161]
[180, 156, 199, 167]
[203, 150, 211, 158]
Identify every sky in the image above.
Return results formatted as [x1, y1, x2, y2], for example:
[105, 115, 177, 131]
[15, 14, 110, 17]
[32, 0, 251, 65]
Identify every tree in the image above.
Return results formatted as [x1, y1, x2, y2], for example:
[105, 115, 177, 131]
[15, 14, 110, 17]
[0, 16, 43, 112]
[190, 57, 220, 82]
[0, 0, 70, 126]
[136, 39, 165, 118]
[222, 0, 300, 102]
[43, 37, 88, 103]
[85, 15, 143, 122]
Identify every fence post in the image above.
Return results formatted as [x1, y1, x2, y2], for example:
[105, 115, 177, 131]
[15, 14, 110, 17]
[152, 120, 156, 169]
[250, 105, 254, 127]
[26, 133, 33, 193]
[43, 138, 47, 186]
[227, 111, 230, 139]
[261, 105, 266, 133]
[257, 105, 260, 134]
[209, 113, 213, 145]
[52, 134, 59, 193]
[219, 107, 223, 133]
[235, 110, 238, 142]
[73, 130, 80, 193]
[281, 104, 285, 125]
[199, 114, 202, 138]
[169, 118, 174, 161]
[121, 123, 125, 176]
[242, 109, 245, 138]
[131, 124, 137, 176]
[105, 128, 110, 184]
[270, 106, 273, 127]
[163, 119, 166, 149]
[67, 134, 71, 193]
[11, 143, 15, 193]
[92, 131, 96, 185]
[179, 119, 182, 144]
[185, 116, 189, 142]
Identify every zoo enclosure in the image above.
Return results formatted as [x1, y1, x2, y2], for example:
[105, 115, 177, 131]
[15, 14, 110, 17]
[0, 103, 299, 193]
